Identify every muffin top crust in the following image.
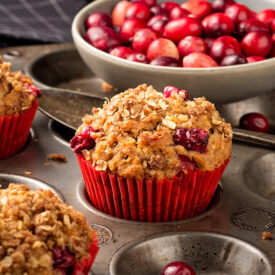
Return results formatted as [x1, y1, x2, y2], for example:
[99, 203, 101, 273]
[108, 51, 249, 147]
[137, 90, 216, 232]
[0, 184, 96, 275]
[0, 60, 41, 117]
[71, 84, 232, 180]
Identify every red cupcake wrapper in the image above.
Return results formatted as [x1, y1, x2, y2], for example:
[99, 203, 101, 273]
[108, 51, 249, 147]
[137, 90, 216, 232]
[77, 154, 230, 222]
[73, 234, 99, 275]
[0, 101, 38, 159]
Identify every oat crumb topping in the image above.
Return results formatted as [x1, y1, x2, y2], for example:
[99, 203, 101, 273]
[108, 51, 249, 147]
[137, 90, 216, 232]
[74, 84, 232, 180]
[0, 184, 95, 274]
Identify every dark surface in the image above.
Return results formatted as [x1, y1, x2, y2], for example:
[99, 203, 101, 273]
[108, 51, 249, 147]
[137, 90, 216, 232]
[0, 0, 92, 47]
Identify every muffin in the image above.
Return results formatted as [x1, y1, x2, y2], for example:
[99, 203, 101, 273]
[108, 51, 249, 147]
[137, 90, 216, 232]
[71, 84, 232, 222]
[0, 59, 41, 159]
[0, 184, 99, 274]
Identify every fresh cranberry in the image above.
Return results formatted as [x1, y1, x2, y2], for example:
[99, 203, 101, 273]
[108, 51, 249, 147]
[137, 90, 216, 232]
[132, 28, 157, 53]
[150, 6, 169, 17]
[70, 126, 96, 153]
[204, 37, 215, 50]
[183, 52, 218, 67]
[225, 4, 251, 25]
[109, 46, 134, 58]
[126, 2, 150, 21]
[52, 248, 76, 270]
[163, 17, 202, 42]
[127, 52, 149, 63]
[209, 36, 241, 62]
[220, 54, 247, 66]
[150, 56, 182, 66]
[174, 127, 209, 153]
[112, 1, 133, 27]
[147, 15, 169, 35]
[181, 0, 212, 19]
[169, 7, 190, 20]
[239, 112, 270, 133]
[246, 56, 266, 63]
[85, 26, 121, 52]
[86, 12, 112, 29]
[202, 13, 234, 37]
[178, 36, 207, 57]
[25, 83, 42, 98]
[147, 38, 179, 60]
[131, 0, 156, 8]
[241, 31, 272, 57]
[178, 155, 198, 171]
[120, 19, 147, 43]
[256, 9, 275, 25]
[161, 261, 196, 275]
[237, 19, 269, 39]
[211, 0, 235, 13]
[163, 86, 188, 99]
[160, 1, 180, 12]
[270, 19, 275, 32]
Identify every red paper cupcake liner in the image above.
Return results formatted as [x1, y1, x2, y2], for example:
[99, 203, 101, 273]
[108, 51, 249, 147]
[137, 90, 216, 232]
[77, 154, 230, 222]
[73, 235, 99, 275]
[0, 101, 38, 159]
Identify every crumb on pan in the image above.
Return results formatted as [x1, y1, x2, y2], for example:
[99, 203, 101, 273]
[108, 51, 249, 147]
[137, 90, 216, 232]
[44, 162, 50, 167]
[24, 171, 32, 175]
[102, 81, 114, 91]
[47, 153, 67, 162]
[262, 232, 272, 240]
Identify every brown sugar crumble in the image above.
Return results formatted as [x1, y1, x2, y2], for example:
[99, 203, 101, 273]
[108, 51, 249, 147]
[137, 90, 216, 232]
[262, 231, 272, 240]
[24, 171, 32, 176]
[0, 184, 96, 274]
[75, 84, 232, 180]
[102, 81, 114, 92]
[47, 153, 67, 162]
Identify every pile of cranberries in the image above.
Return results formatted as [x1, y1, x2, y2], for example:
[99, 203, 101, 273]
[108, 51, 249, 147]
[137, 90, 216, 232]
[84, 0, 275, 67]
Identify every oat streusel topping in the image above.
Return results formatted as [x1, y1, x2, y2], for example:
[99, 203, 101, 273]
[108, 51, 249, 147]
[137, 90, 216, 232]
[0, 184, 95, 275]
[75, 84, 232, 180]
[0, 60, 36, 116]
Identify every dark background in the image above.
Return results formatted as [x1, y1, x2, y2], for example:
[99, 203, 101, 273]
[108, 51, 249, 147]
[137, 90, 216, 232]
[0, 0, 92, 48]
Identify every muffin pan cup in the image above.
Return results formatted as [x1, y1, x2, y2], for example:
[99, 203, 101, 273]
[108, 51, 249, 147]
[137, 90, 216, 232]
[76, 154, 230, 222]
[0, 100, 38, 159]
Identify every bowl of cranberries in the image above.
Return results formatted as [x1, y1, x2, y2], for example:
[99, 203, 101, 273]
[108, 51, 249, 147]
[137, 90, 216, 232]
[72, 0, 275, 104]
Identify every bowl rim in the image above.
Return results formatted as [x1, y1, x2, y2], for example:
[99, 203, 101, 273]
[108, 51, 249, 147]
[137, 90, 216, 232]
[72, 0, 275, 73]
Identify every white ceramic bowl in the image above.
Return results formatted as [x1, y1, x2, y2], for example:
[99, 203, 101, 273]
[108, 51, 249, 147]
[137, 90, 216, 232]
[72, 0, 275, 104]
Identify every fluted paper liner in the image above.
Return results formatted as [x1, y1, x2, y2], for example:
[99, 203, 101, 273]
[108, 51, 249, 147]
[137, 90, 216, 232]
[0, 101, 38, 159]
[77, 154, 229, 222]
[73, 234, 99, 275]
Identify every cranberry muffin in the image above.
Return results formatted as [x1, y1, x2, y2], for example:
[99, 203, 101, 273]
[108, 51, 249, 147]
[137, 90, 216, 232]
[0, 59, 41, 159]
[0, 184, 98, 274]
[71, 84, 232, 221]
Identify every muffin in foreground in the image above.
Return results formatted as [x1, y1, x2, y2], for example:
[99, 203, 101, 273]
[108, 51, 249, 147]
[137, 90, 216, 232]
[0, 184, 99, 274]
[71, 84, 232, 221]
[0, 59, 41, 159]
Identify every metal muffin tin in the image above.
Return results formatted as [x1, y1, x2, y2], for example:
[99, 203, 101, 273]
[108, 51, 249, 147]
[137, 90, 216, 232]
[0, 44, 274, 275]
